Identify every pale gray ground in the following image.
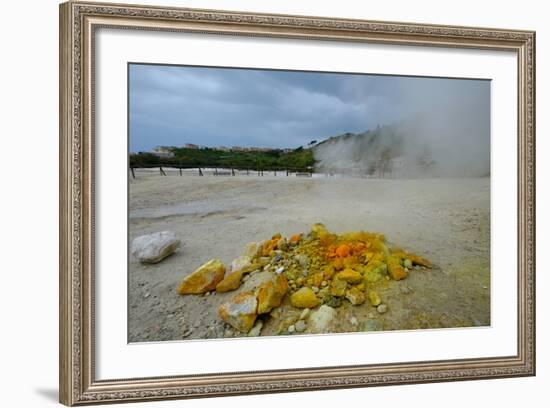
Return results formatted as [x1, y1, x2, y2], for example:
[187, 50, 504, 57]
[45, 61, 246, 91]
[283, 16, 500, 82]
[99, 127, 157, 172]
[128, 169, 490, 342]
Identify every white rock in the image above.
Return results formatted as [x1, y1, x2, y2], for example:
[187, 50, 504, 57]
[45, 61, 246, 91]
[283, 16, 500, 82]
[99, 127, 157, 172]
[131, 231, 180, 263]
[242, 242, 260, 258]
[377, 304, 388, 314]
[288, 325, 296, 333]
[231, 255, 252, 273]
[295, 320, 307, 332]
[299, 308, 310, 320]
[248, 320, 263, 337]
[308, 305, 336, 333]
[350, 316, 358, 326]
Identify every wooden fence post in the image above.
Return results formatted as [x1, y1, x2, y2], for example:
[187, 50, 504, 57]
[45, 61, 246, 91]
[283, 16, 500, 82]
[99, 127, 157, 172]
[130, 167, 135, 179]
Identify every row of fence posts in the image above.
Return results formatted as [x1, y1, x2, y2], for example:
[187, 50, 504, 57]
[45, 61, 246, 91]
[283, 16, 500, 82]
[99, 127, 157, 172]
[129, 167, 312, 179]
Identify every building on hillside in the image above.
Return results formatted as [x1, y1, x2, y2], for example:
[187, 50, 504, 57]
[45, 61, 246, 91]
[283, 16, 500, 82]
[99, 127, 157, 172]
[151, 146, 175, 159]
[184, 143, 199, 149]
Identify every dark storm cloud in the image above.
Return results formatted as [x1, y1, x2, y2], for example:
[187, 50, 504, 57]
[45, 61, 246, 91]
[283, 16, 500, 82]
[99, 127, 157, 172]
[129, 64, 490, 154]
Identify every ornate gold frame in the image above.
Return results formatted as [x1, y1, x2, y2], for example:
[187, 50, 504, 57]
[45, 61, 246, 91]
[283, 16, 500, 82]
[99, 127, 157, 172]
[59, 1, 536, 405]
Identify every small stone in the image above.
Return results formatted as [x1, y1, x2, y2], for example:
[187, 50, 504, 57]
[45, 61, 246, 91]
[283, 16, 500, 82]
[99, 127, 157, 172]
[377, 304, 388, 314]
[204, 291, 210, 296]
[330, 278, 347, 297]
[387, 258, 408, 280]
[299, 308, 310, 320]
[248, 320, 263, 337]
[295, 320, 307, 332]
[178, 259, 226, 295]
[308, 305, 336, 333]
[144, 292, 150, 299]
[218, 291, 258, 333]
[350, 316, 358, 326]
[345, 287, 366, 305]
[273, 254, 283, 263]
[131, 231, 181, 264]
[216, 269, 245, 293]
[368, 291, 381, 306]
[230, 255, 252, 273]
[321, 280, 328, 287]
[288, 324, 296, 333]
[290, 287, 321, 308]
[256, 274, 289, 314]
[403, 258, 413, 269]
[276, 266, 285, 274]
[336, 268, 363, 284]
[312, 286, 319, 293]
[242, 242, 260, 258]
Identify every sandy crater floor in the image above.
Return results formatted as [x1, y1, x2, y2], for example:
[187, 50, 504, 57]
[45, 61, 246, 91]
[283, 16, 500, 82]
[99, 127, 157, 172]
[128, 170, 490, 342]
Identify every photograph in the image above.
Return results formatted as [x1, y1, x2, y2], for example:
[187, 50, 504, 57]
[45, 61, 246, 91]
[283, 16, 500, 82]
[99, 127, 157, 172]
[127, 63, 491, 342]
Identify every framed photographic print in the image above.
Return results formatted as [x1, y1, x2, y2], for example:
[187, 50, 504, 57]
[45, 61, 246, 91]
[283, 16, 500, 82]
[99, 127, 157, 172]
[59, 1, 536, 405]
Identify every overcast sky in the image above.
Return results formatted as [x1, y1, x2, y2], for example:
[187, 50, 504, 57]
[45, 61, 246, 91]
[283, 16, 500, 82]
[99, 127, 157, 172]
[129, 63, 490, 153]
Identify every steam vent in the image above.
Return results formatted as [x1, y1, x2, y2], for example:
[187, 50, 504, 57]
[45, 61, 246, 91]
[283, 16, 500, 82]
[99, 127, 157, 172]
[178, 223, 436, 336]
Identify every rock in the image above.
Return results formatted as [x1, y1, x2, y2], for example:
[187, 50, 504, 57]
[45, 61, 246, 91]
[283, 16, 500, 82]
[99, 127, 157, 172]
[336, 268, 363, 284]
[178, 259, 226, 295]
[256, 274, 289, 314]
[308, 305, 336, 333]
[295, 320, 307, 332]
[360, 319, 383, 332]
[350, 316, 358, 326]
[322, 294, 343, 308]
[216, 270, 245, 293]
[312, 286, 319, 293]
[364, 262, 388, 283]
[290, 287, 320, 308]
[219, 291, 258, 333]
[299, 308, 311, 320]
[231, 255, 252, 273]
[242, 242, 259, 258]
[409, 254, 433, 268]
[288, 324, 296, 333]
[377, 304, 388, 314]
[403, 258, 413, 269]
[276, 266, 285, 274]
[368, 291, 382, 306]
[131, 231, 180, 263]
[345, 287, 365, 305]
[248, 320, 263, 337]
[330, 278, 347, 297]
[387, 258, 408, 280]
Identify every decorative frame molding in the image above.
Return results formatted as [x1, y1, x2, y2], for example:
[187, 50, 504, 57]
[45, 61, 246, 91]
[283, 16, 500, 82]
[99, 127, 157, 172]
[59, 1, 535, 405]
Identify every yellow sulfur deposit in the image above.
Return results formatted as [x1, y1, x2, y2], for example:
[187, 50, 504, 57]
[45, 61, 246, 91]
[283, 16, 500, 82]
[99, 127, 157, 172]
[180, 224, 433, 331]
[178, 259, 226, 295]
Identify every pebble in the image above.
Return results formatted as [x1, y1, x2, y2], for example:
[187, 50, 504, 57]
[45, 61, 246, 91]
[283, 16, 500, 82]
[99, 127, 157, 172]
[144, 292, 150, 299]
[273, 255, 283, 263]
[321, 280, 328, 287]
[204, 291, 210, 296]
[312, 286, 319, 293]
[248, 320, 264, 337]
[288, 325, 296, 333]
[377, 304, 388, 314]
[276, 266, 285, 274]
[299, 308, 310, 320]
[243, 274, 250, 282]
[295, 320, 307, 332]
[350, 317, 358, 326]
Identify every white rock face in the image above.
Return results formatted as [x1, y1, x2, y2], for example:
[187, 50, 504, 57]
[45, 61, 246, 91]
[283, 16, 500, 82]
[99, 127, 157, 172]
[131, 231, 181, 263]
[308, 305, 336, 334]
